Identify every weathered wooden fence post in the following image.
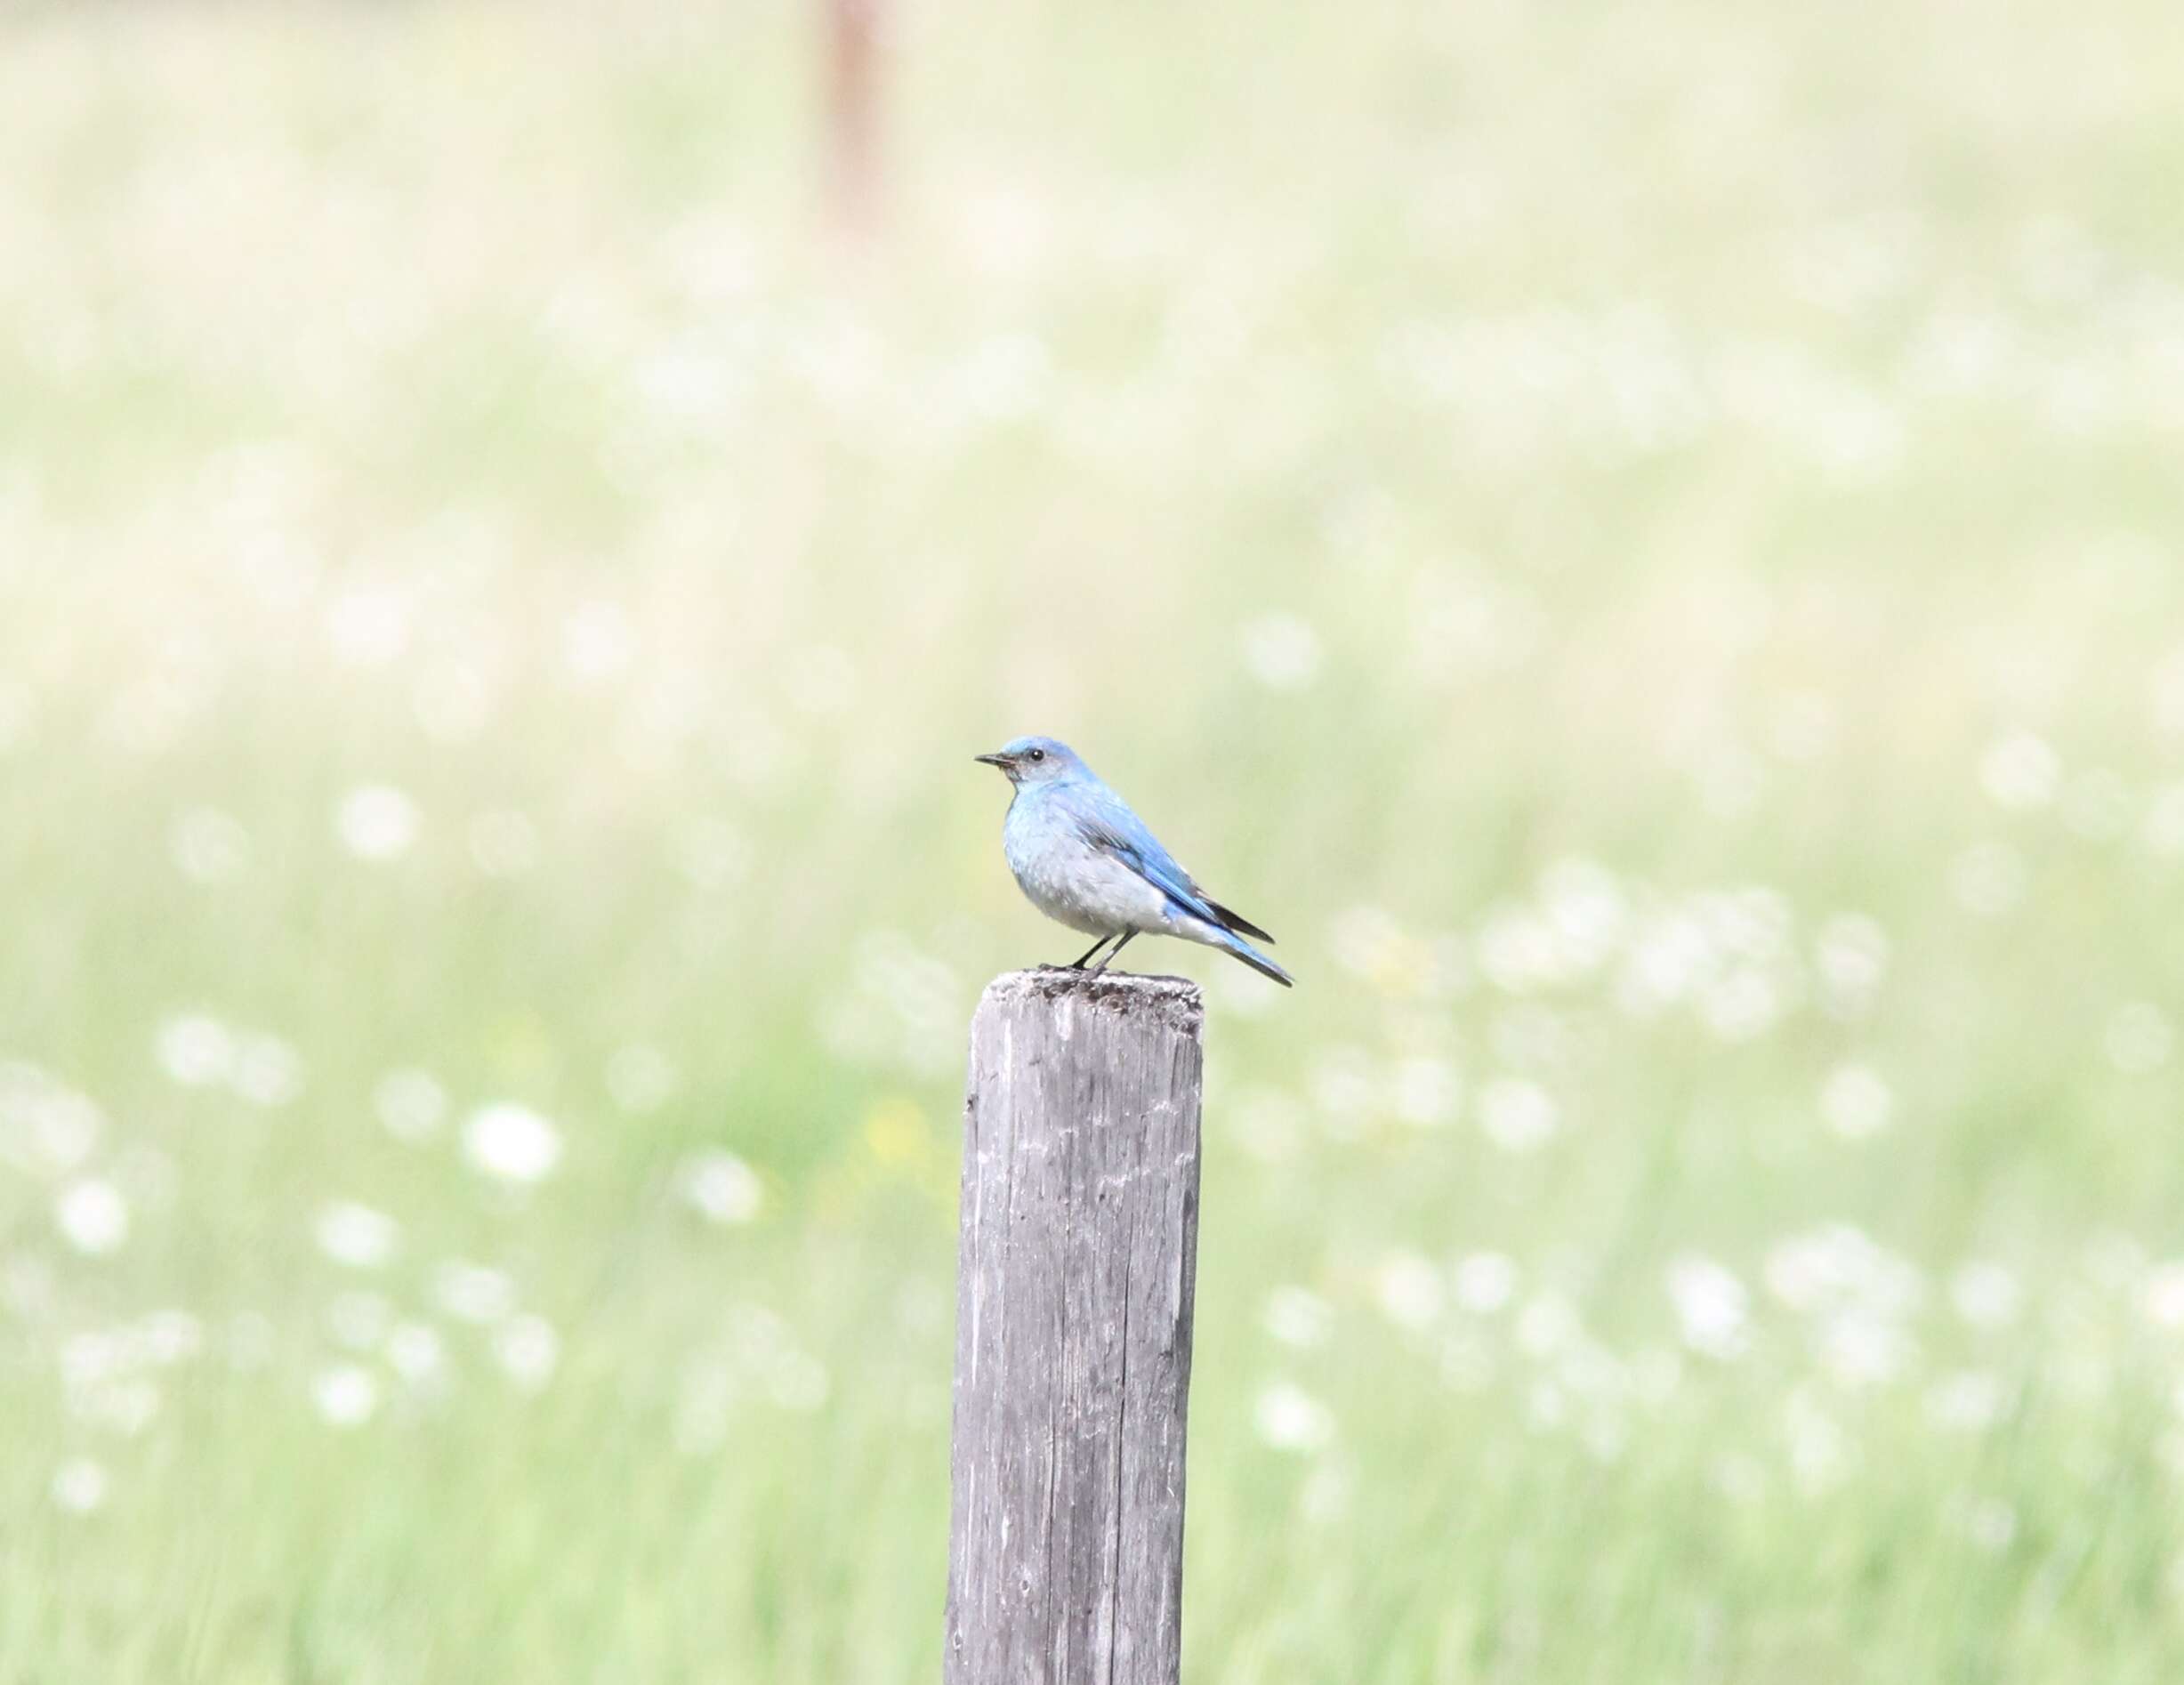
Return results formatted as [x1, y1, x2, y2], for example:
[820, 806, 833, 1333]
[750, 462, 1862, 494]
[945, 970, 1205, 1685]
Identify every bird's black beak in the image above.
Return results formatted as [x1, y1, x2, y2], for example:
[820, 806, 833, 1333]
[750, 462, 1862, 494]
[974, 752, 1014, 770]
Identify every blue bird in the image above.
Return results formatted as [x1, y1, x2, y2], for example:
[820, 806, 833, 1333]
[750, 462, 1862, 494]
[975, 736, 1293, 988]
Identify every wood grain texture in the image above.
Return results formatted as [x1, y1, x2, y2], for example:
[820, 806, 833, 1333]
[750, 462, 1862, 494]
[945, 969, 1205, 1685]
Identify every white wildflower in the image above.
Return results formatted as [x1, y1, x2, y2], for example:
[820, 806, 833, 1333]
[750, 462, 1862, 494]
[462, 1103, 562, 1184]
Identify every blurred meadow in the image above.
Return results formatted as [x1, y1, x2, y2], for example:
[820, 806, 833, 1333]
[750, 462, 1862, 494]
[4, 0, 2184, 1677]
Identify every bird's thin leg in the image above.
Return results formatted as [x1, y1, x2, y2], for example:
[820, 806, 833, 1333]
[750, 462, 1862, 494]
[1067, 933, 1118, 970]
[1088, 930, 1137, 976]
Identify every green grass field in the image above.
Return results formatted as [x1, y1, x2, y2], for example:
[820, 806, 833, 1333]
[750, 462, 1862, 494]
[4, 0, 2184, 1677]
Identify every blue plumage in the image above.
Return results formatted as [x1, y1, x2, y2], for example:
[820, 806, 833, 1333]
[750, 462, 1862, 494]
[975, 736, 1293, 988]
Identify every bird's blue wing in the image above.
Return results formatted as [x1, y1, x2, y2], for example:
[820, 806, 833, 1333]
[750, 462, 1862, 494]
[1063, 781, 1228, 929]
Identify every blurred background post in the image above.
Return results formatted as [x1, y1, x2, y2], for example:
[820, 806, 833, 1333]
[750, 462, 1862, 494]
[2, 0, 2182, 1677]
[824, 0, 884, 228]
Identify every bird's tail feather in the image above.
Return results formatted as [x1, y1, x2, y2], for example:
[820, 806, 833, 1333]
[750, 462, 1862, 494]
[1218, 930, 1294, 988]
[1204, 898, 1276, 945]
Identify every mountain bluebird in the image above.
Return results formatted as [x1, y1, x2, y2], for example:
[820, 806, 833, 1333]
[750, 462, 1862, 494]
[975, 736, 1293, 988]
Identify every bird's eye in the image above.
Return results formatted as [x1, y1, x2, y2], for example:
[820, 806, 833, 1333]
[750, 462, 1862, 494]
[1028, 748, 1045, 762]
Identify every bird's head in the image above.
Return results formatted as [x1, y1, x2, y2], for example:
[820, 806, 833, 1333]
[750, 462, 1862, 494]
[974, 736, 1086, 786]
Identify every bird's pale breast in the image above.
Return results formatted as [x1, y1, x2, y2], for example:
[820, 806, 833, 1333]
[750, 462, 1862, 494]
[1003, 796, 1173, 937]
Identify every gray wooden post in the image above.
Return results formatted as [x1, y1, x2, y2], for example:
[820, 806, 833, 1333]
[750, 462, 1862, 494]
[945, 970, 1205, 1685]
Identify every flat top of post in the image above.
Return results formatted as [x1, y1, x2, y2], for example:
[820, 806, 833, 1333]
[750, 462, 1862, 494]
[979, 968, 1204, 1035]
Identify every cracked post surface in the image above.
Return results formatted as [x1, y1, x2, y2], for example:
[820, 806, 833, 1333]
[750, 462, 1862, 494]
[944, 971, 1205, 1685]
